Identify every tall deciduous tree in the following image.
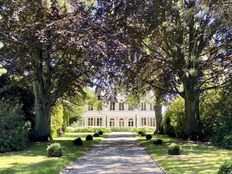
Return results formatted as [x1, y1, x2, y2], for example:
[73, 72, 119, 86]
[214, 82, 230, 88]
[95, 0, 232, 139]
[0, 0, 101, 140]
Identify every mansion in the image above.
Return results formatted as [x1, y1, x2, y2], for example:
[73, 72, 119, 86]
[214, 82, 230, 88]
[82, 101, 156, 128]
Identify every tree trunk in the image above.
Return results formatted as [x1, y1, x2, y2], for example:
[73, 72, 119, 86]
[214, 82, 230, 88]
[32, 81, 51, 141]
[183, 82, 202, 140]
[154, 88, 163, 133]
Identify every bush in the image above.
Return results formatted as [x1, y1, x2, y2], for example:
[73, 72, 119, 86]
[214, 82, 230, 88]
[168, 143, 182, 155]
[218, 160, 232, 174]
[163, 97, 184, 138]
[93, 133, 99, 137]
[73, 138, 83, 146]
[66, 126, 111, 133]
[46, 143, 62, 157]
[0, 101, 30, 153]
[141, 132, 146, 136]
[153, 139, 163, 145]
[146, 134, 152, 140]
[138, 131, 143, 135]
[51, 101, 64, 138]
[99, 130, 103, 135]
[86, 135, 93, 141]
[221, 135, 232, 149]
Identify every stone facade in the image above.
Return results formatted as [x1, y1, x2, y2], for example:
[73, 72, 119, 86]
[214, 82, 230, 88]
[82, 101, 156, 128]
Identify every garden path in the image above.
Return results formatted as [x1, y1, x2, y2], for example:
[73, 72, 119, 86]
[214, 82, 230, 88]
[61, 132, 165, 174]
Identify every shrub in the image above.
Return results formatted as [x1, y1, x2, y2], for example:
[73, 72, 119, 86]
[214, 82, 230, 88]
[221, 135, 232, 149]
[99, 130, 103, 135]
[153, 139, 163, 145]
[218, 160, 232, 174]
[0, 101, 30, 153]
[163, 97, 184, 138]
[138, 131, 143, 135]
[93, 133, 99, 137]
[46, 143, 62, 157]
[86, 135, 93, 141]
[51, 101, 64, 138]
[73, 138, 83, 146]
[146, 134, 152, 140]
[141, 132, 146, 136]
[66, 126, 111, 133]
[168, 143, 182, 155]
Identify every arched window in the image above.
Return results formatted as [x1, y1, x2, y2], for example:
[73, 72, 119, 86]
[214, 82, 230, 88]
[119, 118, 124, 127]
[128, 118, 134, 127]
[109, 118, 115, 127]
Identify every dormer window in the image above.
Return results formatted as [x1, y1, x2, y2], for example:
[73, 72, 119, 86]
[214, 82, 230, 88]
[119, 102, 124, 110]
[88, 105, 93, 111]
[110, 102, 115, 110]
[141, 103, 146, 110]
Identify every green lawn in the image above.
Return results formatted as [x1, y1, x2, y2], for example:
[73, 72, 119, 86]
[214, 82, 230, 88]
[137, 134, 232, 174]
[0, 132, 104, 174]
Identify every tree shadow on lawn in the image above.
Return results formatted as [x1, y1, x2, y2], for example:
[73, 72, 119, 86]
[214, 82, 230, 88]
[0, 137, 101, 174]
[138, 135, 232, 174]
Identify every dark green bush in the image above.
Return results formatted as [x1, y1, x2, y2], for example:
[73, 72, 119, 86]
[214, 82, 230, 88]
[46, 143, 62, 157]
[221, 135, 232, 149]
[0, 101, 30, 153]
[218, 160, 232, 174]
[153, 139, 163, 145]
[93, 133, 99, 137]
[99, 130, 103, 135]
[141, 132, 146, 136]
[73, 138, 83, 146]
[138, 131, 143, 135]
[86, 135, 93, 141]
[168, 143, 182, 155]
[146, 134, 152, 140]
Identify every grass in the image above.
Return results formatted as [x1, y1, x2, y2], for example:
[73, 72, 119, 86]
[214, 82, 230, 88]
[0, 132, 104, 174]
[137, 134, 232, 174]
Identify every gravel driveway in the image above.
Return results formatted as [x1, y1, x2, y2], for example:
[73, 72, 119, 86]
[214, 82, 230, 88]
[61, 132, 165, 174]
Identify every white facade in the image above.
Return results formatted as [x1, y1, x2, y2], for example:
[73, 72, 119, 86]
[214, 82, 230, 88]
[82, 101, 156, 128]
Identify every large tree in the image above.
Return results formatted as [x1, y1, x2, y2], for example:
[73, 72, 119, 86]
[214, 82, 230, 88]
[95, 0, 232, 139]
[0, 0, 101, 140]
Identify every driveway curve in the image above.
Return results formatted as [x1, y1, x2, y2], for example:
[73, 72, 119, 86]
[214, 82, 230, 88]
[61, 132, 165, 174]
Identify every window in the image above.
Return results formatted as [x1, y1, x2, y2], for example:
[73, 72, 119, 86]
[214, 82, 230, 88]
[141, 118, 147, 126]
[119, 118, 124, 127]
[128, 104, 134, 110]
[110, 102, 115, 110]
[88, 118, 94, 126]
[141, 103, 146, 110]
[150, 103, 154, 111]
[88, 105, 93, 111]
[97, 118, 103, 126]
[97, 105, 102, 111]
[128, 118, 134, 127]
[109, 118, 115, 127]
[119, 102, 124, 110]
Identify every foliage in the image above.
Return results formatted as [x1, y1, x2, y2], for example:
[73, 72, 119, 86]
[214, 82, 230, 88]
[46, 143, 62, 157]
[0, 101, 30, 153]
[153, 139, 163, 145]
[66, 126, 111, 133]
[93, 133, 99, 137]
[99, 130, 103, 135]
[218, 160, 232, 174]
[86, 135, 93, 141]
[51, 101, 64, 138]
[164, 97, 185, 138]
[146, 134, 152, 140]
[163, 113, 175, 137]
[168, 143, 182, 155]
[131, 127, 156, 133]
[73, 138, 83, 146]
